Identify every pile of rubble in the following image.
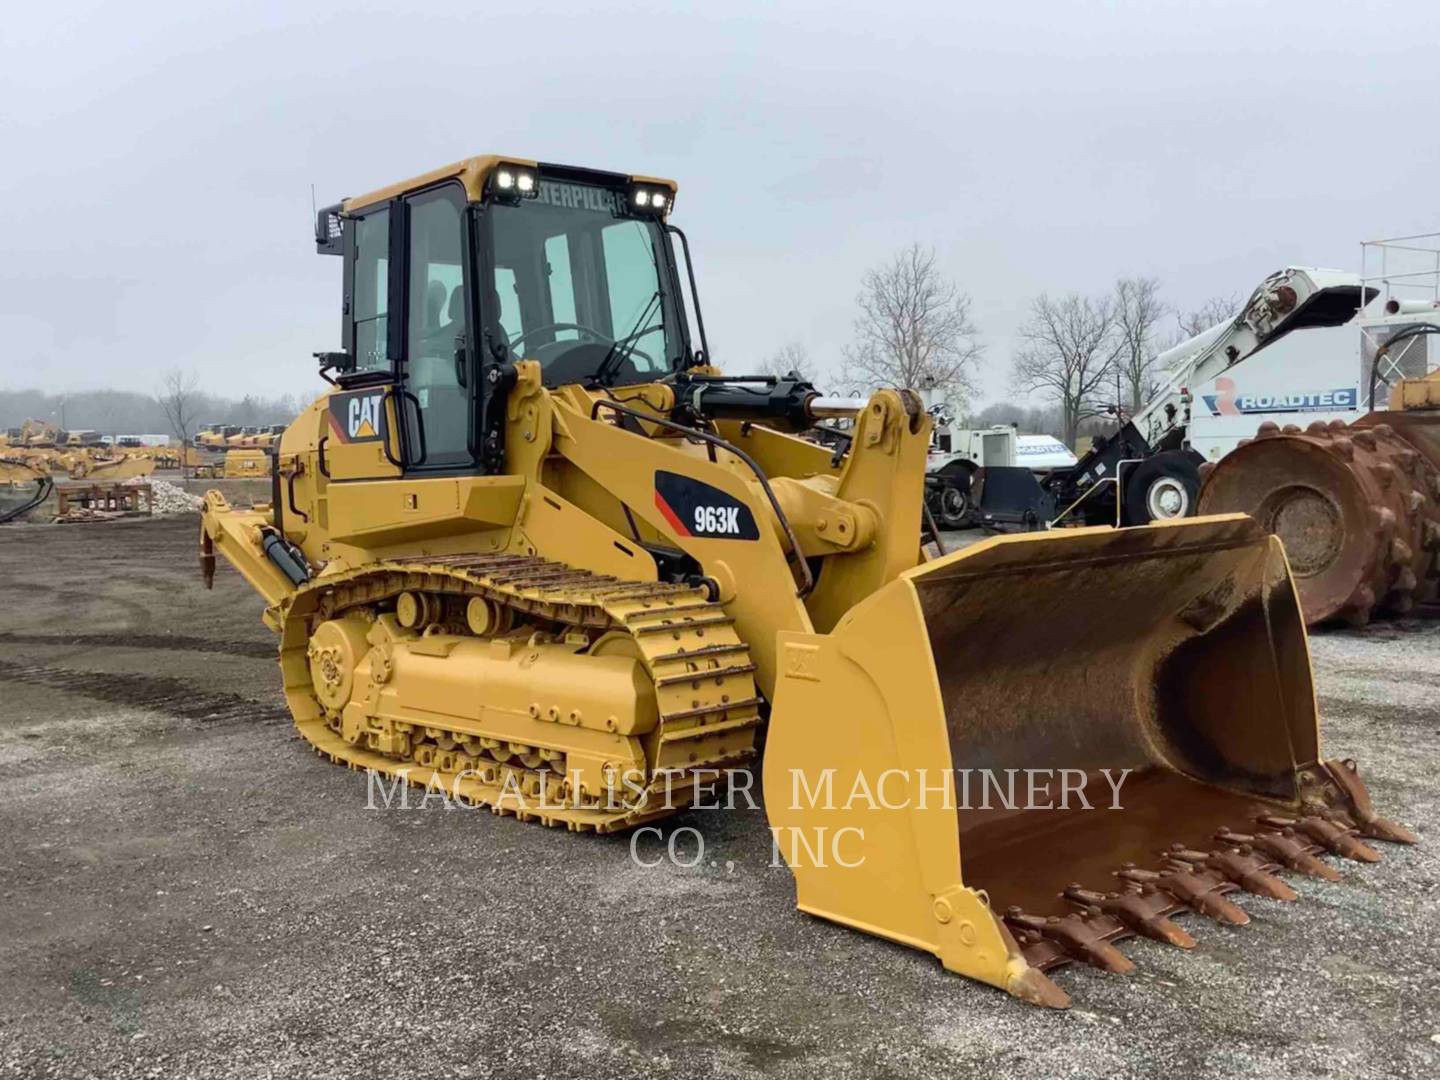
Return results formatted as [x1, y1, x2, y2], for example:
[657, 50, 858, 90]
[124, 477, 204, 515]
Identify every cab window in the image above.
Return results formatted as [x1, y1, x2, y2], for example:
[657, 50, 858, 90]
[543, 233, 579, 342]
[494, 266, 523, 344]
[601, 222, 666, 375]
[489, 185, 680, 387]
[351, 209, 390, 372]
[403, 188, 471, 467]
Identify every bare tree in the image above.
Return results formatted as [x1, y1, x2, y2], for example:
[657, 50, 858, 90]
[841, 244, 983, 407]
[757, 341, 816, 382]
[1113, 276, 1166, 415]
[1175, 292, 1242, 339]
[1012, 293, 1121, 447]
[236, 394, 261, 426]
[156, 370, 200, 478]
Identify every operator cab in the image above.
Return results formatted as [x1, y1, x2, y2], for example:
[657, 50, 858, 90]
[315, 156, 700, 475]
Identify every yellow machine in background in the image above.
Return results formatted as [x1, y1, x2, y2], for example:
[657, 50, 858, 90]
[67, 451, 156, 481]
[193, 448, 270, 479]
[200, 154, 1414, 1008]
[146, 445, 200, 470]
[197, 425, 240, 450]
[227, 426, 267, 449]
[222, 448, 269, 478]
[22, 420, 61, 448]
[253, 424, 287, 449]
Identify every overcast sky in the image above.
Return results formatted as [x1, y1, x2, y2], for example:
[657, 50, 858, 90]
[3, 1, 1438, 410]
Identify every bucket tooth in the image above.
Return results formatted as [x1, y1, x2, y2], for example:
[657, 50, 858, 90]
[1356, 816, 1421, 846]
[1260, 814, 1381, 863]
[1063, 883, 1196, 949]
[1217, 828, 1341, 881]
[1118, 864, 1250, 926]
[1005, 908, 1135, 974]
[1318, 759, 1419, 845]
[1166, 844, 1298, 900]
[1011, 969, 1072, 1010]
[992, 935, 1073, 1008]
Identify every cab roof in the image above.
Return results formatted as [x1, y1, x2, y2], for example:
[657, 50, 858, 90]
[343, 155, 678, 215]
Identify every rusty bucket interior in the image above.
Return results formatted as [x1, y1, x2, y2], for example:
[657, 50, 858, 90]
[910, 516, 1318, 915]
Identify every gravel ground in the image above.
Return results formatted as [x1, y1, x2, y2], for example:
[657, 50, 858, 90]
[0, 516, 1436, 1079]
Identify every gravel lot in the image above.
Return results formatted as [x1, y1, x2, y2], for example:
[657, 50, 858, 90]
[0, 516, 1436, 1079]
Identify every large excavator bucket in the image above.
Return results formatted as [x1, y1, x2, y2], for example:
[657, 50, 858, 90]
[764, 515, 1415, 1008]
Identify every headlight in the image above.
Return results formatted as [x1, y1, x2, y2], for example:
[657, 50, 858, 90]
[491, 165, 540, 203]
[627, 184, 673, 216]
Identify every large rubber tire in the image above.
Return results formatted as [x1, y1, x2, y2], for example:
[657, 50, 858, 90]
[935, 478, 971, 529]
[1122, 451, 1202, 526]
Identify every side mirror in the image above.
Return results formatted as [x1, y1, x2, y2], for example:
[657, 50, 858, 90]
[315, 351, 356, 384]
[315, 204, 345, 256]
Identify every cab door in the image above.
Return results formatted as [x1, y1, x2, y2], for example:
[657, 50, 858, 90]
[397, 184, 477, 472]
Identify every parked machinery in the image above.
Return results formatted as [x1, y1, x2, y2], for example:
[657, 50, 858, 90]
[981, 267, 1389, 529]
[923, 403, 1077, 529]
[253, 424, 288, 449]
[196, 425, 241, 450]
[221, 448, 269, 478]
[67, 451, 156, 481]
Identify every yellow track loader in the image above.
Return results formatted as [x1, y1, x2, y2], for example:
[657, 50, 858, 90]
[200, 154, 1415, 1008]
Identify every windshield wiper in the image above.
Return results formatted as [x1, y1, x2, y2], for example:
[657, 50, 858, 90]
[592, 289, 661, 388]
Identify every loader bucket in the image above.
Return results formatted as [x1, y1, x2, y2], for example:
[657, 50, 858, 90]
[764, 514, 1414, 1008]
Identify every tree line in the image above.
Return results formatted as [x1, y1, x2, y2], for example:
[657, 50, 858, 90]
[0, 385, 302, 439]
[764, 242, 1243, 447]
